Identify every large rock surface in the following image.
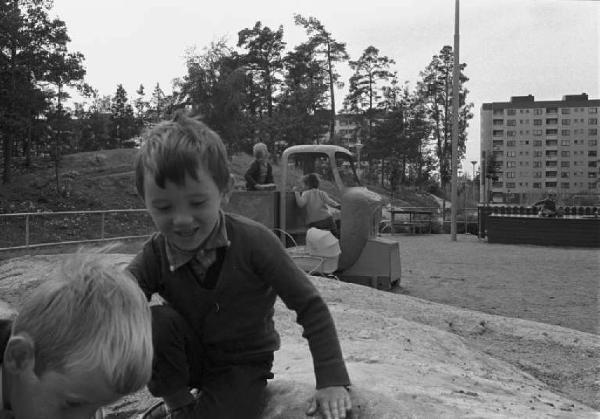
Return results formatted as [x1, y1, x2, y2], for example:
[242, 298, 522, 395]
[1, 254, 598, 418]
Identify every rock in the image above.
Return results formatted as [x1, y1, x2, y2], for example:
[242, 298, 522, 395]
[0, 254, 597, 418]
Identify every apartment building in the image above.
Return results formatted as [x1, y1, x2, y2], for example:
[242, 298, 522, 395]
[480, 93, 599, 204]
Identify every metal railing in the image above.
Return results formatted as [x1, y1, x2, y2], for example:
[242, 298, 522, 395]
[0, 209, 155, 250]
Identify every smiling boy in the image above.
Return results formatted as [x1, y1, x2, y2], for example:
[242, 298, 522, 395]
[0, 254, 152, 419]
[129, 113, 352, 419]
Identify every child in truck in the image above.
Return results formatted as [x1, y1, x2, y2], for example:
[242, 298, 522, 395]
[294, 172, 341, 238]
[129, 113, 352, 419]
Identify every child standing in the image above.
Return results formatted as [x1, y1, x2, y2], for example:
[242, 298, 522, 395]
[294, 173, 341, 238]
[0, 253, 152, 419]
[129, 114, 351, 419]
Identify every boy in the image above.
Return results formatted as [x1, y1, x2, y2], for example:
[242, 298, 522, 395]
[0, 252, 153, 419]
[129, 113, 352, 419]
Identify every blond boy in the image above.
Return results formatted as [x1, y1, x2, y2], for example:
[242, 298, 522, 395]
[0, 253, 153, 419]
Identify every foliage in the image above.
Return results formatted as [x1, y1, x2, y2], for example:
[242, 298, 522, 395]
[294, 14, 349, 142]
[416, 45, 474, 190]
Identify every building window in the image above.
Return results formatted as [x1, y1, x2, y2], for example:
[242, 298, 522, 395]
[589, 161, 598, 168]
[505, 182, 516, 188]
[546, 107, 558, 114]
[533, 161, 542, 168]
[561, 129, 570, 136]
[589, 139, 597, 146]
[589, 150, 598, 157]
[561, 150, 570, 157]
[506, 161, 516, 168]
[493, 130, 504, 137]
[545, 182, 557, 187]
[493, 109, 504, 115]
[545, 161, 557, 167]
[506, 140, 516, 146]
[590, 182, 597, 189]
[561, 172, 569, 178]
[546, 118, 558, 125]
[533, 151, 542, 157]
[507, 131, 516, 137]
[590, 118, 598, 125]
[545, 171, 557, 177]
[506, 151, 516, 157]
[533, 172, 542, 178]
[507, 109, 516, 116]
[589, 129, 598, 135]
[533, 119, 542, 126]
[492, 139, 504, 146]
[561, 182, 570, 189]
[546, 129, 558, 135]
[546, 139, 558, 146]
[533, 140, 542, 146]
[533, 182, 541, 188]
[561, 139, 570, 146]
[589, 108, 598, 114]
[589, 172, 598, 178]
[561, 119, 570, 125]
[533, 130, 543, 136]
[561, 108, 571, 114]
[561, 161, 570, 167]
[507, 119, 516, 126]
[546, 150, 557, 157]
[493, 119, 503, 126]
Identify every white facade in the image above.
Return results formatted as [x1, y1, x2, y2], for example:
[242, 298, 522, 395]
[480, 94, 599, 204]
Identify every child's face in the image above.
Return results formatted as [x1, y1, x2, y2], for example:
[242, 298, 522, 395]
[144, 167, 226, 251]
[9, 364, 120, 419]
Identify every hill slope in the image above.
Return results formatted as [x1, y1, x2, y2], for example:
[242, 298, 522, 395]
[0, 148, 439, 214]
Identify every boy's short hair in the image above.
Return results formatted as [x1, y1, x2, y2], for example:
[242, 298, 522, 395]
[303, 173, 320, 189]
[135, 112, 230, 196]
[252, 142, 268, 160]
[12, 251, 152, 395]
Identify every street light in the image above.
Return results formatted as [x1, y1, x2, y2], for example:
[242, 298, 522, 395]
[471, 160, 477, 202]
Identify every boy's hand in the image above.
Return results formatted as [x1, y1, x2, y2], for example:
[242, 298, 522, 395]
[306, 386, 352, 419]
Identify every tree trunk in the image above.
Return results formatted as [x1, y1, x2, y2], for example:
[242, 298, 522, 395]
[2, 135, 12, 184]
[327, 42, 336, 143]
[24, 118, 32, 167]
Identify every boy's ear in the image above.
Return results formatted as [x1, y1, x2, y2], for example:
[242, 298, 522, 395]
[3, 333, 35, 374]
[221, 175, 235, 205]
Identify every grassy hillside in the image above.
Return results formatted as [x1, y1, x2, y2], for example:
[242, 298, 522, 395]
[0, 149, 440, 248]
[1, 148, 439, 214]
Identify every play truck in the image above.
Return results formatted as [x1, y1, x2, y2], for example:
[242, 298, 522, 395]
[223, 144, 401, 290]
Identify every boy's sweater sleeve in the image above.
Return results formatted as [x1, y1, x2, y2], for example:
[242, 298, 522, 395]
[253, 226, 350, 389]
[127, 236, 160, 301]
[295, 191, 307, 207]
[322, 190, 339, 207]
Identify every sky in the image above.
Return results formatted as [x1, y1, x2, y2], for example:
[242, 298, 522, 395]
[51, 0, 599, 175]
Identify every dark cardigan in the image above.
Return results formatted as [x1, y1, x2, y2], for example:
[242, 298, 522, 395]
[128, 213, 350, 389]
[244, 160, 274, 190]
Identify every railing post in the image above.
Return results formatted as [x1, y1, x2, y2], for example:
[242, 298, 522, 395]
[100, 212, 105, 239]
[25, 214, 30, 248]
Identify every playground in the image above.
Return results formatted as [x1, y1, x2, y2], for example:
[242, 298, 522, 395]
[1, 234, 598, 417]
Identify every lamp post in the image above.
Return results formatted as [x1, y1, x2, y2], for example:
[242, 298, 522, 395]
[471, 160, 477, 202]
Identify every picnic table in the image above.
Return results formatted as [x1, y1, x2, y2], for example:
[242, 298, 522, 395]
[389, 208, 435, 234]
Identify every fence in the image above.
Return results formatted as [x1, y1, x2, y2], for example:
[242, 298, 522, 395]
[0, 209, 155, 250]
[477, 205, 600, 238]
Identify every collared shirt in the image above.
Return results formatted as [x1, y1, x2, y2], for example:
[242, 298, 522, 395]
[165, 211, 230, 282]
